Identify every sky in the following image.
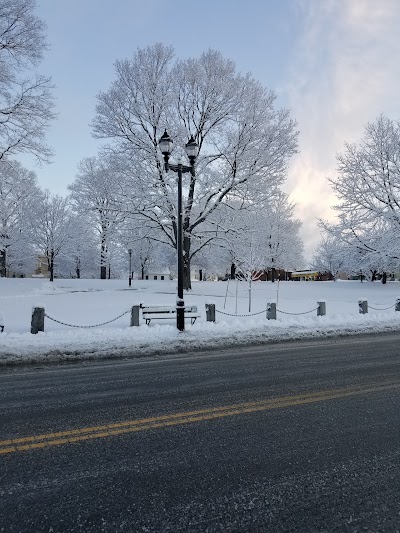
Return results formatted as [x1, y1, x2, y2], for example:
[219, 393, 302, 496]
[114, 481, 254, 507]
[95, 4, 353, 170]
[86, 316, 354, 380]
[22, 0, 400, 262]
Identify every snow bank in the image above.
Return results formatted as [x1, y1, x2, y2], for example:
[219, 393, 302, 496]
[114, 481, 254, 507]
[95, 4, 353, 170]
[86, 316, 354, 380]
[1, 278, 400, 365]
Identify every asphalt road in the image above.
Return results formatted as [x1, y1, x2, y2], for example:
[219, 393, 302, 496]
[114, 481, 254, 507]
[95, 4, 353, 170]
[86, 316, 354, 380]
[2, 332, 400, 532]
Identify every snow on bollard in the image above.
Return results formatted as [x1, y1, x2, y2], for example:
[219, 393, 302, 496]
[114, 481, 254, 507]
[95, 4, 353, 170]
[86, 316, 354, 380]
[396, 299, 400, 312]
[317, 302, 326, 316]
[267, 303, 276, 320]
[31, 306, 45, 334]
[358, 300, 368, 314]
[205, 303, 216, 323]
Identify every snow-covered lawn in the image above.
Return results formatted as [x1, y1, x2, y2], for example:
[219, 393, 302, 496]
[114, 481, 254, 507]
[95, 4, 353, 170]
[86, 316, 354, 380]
[1, 278, 400, 365]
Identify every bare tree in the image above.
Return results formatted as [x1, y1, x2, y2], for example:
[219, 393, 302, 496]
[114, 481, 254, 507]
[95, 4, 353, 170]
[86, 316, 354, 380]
[0, 0, 55, 162]
[0, 159, 41, 276]
[27, 190, 74, 281]
[69, 157, 126, 279]
[321, 115, 400, 279]
[312, 237, 348, 279]
[60, 214, 98, 279]
[261, 192, 304, 280]
[93, 44, 298, 289]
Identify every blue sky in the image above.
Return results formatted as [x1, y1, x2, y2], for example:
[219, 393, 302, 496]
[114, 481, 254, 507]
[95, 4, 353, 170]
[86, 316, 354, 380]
[27, 0, 400, 260]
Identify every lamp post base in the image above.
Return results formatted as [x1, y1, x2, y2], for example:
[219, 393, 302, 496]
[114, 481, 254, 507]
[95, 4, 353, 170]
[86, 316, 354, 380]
[176, 299, 185, 331]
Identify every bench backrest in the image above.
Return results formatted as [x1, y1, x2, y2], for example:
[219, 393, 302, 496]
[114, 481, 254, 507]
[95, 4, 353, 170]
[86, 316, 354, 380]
[142, 305, 197, 314]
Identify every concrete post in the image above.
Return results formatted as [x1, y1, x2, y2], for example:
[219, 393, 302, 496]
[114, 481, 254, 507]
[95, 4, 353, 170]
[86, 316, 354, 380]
[358, 300, 368, 314]
[267, 302, 276, 320]
[396, 299, 400, 312]
[31, 307, 45, 334]
[131, 305, 140, 326]
[205, 303, 216, 322]
[317, 302, 326, 316]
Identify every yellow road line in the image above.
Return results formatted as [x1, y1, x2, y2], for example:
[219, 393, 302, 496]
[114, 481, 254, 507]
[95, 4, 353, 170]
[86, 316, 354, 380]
[1, 381, 399, 455]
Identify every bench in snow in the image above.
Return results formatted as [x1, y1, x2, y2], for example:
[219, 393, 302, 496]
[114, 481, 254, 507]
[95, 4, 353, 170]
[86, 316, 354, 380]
[141, 305, 199, 325]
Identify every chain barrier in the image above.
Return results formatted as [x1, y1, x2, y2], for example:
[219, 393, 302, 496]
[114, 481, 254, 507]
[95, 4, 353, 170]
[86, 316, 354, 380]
[277, 307, 319, 316]
[216, 305, 321, 318]
[216, 308, 268, 317]
[39, 300, 400, 328]
[368, 303, 396, 311]
[44, 309, 130, 329]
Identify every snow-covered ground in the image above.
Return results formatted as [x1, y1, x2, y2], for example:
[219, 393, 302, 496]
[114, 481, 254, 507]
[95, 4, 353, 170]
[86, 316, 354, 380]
[1, 278, 400, 365]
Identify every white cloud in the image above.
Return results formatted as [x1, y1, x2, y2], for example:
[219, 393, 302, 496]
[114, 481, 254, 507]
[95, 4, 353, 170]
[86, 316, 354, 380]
[284, 0, 400, 261]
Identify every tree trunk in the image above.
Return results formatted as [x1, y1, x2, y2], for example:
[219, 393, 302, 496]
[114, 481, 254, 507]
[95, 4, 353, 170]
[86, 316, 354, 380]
[183, 235, 191, 290]
[100, 237, 107, 280]
[75, 257, 81, 279]
[49, 250, 54, 282]
[382, 272, 387, 284]
[230, 263, 236, 280]
[183, 255, 191, 290]
[271, 267, 276, 283]
[141, 265, 144, 280]
[0, 249, 6, 277]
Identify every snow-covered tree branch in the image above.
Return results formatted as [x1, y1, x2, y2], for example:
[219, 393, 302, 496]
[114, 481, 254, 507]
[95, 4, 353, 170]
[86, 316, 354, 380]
[92, 44, 298, 288]
[320, 115, 400, 281]
[0, 0, 55, 162]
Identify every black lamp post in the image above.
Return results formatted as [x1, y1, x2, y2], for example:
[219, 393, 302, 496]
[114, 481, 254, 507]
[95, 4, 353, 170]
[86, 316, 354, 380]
[158, 130, 198, 331]
[128, 248, 132, 287]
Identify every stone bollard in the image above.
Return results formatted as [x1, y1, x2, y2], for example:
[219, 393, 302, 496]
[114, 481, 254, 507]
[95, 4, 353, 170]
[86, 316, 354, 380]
[130, 305, 140, 326]
[267, 302, 276, 320]
[31, 307, 45, 334]
[358, 300, 368, 314]
[317, 301, 326, 316]
[205, 303, 216, 322]
[396, 299, 400, 312]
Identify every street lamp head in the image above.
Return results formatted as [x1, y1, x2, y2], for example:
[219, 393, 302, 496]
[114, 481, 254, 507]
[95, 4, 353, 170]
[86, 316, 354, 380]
[159, 129, 173, 156]
[185, 135, 199, 162]
[128, 248, 132, 255]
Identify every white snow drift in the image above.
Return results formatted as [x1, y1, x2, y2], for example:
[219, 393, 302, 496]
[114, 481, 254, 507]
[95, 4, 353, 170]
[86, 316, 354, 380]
[0, 278, 399, 365]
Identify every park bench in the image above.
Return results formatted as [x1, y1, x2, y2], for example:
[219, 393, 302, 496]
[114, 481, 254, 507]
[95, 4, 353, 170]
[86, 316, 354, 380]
[141, 305, 199, 325]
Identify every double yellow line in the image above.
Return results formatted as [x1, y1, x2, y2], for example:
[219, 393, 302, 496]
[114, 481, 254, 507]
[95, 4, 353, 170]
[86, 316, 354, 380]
[1, 381, 399, 456]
